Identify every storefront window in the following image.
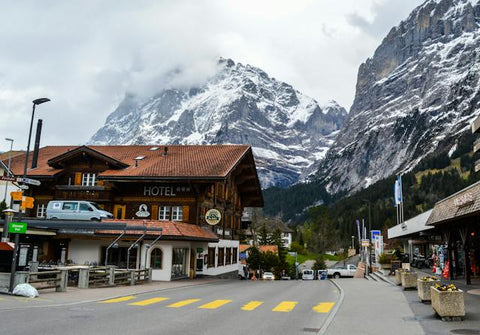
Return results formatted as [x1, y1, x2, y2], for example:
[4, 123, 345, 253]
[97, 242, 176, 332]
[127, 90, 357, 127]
[232, 248, 238, 263]
[172, 248, 188, 279]
[150, 248, 163, 269]
[218, 248, 225, 266]
[208, 247, 215, 268]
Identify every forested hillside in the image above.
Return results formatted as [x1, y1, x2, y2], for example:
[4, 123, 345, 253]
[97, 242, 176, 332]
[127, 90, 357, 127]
[263, 133, 480, 247]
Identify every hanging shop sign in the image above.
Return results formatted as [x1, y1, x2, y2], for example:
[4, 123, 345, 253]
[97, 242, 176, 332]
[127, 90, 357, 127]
[205, 209, 222, 226]
[136, 204, 150, 218]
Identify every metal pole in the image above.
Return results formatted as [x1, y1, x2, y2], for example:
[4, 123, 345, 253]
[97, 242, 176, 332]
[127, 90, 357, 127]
[3, 138, 14, 204]
[2, 210, 14, 241]
[127, 233, 145, 269]
[8, 233, 20, 292]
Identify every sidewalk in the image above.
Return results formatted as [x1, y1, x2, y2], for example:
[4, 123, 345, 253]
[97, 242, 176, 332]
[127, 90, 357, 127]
[0, 277, 221, 309]
[326, 278, 424, 335]
[376, 269, 480, 334]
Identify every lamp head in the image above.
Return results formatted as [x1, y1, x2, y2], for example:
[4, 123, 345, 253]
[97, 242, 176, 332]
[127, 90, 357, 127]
[32, 98, 50, 105]
[5, 138, 13, 142]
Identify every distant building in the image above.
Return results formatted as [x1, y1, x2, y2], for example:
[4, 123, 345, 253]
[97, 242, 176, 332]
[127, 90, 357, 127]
[243, 215, 293, 249]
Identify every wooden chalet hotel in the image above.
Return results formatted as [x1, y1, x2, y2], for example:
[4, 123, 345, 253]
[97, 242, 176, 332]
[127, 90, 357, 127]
[3, 144, 263, 281]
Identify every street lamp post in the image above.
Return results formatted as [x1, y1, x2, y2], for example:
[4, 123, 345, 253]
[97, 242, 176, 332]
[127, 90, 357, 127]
[2, 138, 14, 205]
[9, 98, 50, 293]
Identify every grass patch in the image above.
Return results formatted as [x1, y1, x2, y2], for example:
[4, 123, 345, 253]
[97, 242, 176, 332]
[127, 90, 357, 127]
[415, 157, 469, 183]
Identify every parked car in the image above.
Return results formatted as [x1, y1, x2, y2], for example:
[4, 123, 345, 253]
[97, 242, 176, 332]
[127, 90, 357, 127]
[46, 200, 114, 221]
[262, 272, 275, 280]
[302, 269, 315, 280]
[327, 264, 357, 278]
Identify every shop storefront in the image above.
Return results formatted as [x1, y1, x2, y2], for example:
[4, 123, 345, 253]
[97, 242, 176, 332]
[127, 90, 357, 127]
[427, 181, 480, 284]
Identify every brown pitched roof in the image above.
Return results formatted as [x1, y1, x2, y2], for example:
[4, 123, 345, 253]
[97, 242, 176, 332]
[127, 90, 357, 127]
[427, 180, 480, 226]
[97, 219, 219, 242]
[239, 244, 278, 254]
[4, 145, 251, 179]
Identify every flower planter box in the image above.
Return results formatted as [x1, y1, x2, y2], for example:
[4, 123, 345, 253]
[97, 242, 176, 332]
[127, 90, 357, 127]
[430, 286, 465, 321]
[395, 270, 403, 285]
[401, 272, 418, 290]
[417, 279, 439, 302]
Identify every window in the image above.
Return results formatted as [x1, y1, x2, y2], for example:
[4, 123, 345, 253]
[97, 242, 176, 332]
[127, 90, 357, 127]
[171, 248, 188, 279]
[79, 203, 93, 211]
[82, 173, 96, 186]
[226, 248, 231, 265]
[171, 206, 183, 221]
[232, 248, 238, 263]
[150, 248, 163, 269]
[36, 204, 46, 218]
[62, 202, 78, 210]
[218, 247, 225, 266]
[159, 206, 170, 221]
[208, 247, 215, 268]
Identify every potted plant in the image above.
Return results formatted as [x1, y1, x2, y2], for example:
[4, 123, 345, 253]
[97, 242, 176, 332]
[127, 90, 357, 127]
[430, 283, 465, 321]
[395, 268, 403, 285]
[417, 276, 439, 302]
[401, 270, 418, 290]
[378, 253, 396, 271]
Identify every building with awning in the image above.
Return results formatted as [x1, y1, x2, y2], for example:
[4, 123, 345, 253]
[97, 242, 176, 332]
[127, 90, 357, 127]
[388, 209, 438, 262]
[426, 180, 480, 284]
[1, 144, 263, 281]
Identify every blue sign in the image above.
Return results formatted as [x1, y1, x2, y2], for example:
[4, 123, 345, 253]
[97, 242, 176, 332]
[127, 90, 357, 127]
[371, 230, 381, 242]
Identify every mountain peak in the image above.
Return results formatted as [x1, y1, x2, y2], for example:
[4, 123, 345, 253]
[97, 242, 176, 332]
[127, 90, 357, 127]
[90, 60, 347, 188]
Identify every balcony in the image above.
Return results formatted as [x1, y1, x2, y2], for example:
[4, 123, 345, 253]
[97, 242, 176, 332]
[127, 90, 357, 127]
[55, 185, 106, 191]
[474, 138, 480, 153]
[472, 116, 480, 134]
[475, 159, 480, 173]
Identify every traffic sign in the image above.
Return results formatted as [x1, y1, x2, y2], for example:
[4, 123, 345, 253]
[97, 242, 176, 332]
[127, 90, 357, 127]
[22, 196, 34, 209]
[0, 176, 16, 182]
[371, 230, 381, 242]
[11, 192, 23, 201]
[19, 185, 29, 190]
[20, 178, 41, 186]
[8, 222, 27, 234]
[361, 239, 370, 247]
[288, 252, 297, 256]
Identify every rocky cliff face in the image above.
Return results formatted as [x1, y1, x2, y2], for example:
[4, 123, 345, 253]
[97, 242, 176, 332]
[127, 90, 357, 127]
[317, 0, 480, 193]
[90, 58, 347, 188]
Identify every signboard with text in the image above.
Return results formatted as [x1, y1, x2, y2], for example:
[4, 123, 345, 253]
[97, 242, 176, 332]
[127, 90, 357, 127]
[8, 222, 27, 234]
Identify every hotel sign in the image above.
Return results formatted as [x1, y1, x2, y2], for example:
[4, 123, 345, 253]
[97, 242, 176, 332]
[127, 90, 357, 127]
[143, 185, 191, 197]
[205, 209, 222, 226]
[453, 193, 474, 208]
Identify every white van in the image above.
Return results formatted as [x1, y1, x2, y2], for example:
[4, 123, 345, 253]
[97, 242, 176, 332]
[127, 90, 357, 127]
[46, 200, 113, 221]
[302, 269, 314, 280]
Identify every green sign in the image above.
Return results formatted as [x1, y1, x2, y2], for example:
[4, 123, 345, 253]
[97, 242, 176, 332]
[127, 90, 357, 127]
[8, 222, 27, 234]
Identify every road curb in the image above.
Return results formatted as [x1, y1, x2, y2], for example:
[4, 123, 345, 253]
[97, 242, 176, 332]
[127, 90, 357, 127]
[317, 279, 344, 335]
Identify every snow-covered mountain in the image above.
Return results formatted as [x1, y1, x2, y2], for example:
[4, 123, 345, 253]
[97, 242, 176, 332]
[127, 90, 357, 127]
[316, 0, 480, 194]
[90, 58, 347, 188]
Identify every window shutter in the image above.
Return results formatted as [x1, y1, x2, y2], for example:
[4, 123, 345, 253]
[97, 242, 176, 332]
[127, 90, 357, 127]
[183, 206, 189, 222]
[151, 205, 158, 220]
[97, 180, 104, 186]
[74, 173, 82, 185]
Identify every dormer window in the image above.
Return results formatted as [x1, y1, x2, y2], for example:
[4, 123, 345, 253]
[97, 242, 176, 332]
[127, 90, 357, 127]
[82, 173, 97, 186]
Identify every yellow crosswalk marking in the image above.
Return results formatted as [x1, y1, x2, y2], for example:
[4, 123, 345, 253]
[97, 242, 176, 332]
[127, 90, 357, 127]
[167, 299, 201, 308]
[129, 297, 169, 306]
[272, 301, 298, 312]
[198, 299, 232, 309]
[313, 302, 335, 313]
[100, 296, 135, 304]
[241, 301, 264, 311]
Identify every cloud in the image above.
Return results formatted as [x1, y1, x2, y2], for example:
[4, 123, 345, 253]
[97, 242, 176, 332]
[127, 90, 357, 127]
[0, 0, 421, 151]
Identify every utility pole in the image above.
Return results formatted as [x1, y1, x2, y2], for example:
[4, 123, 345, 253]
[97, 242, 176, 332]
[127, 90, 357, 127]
[3, 138, 14, 205]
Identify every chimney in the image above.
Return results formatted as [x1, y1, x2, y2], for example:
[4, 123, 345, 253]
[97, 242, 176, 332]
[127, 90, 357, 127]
[163, 146, 168, 156]
[31, 119, 43, 169]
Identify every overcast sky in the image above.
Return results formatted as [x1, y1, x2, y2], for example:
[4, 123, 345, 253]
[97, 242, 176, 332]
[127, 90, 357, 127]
[0, 0, 421, 152]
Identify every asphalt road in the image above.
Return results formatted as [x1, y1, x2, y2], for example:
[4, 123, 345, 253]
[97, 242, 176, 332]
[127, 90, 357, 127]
[0, 279, 340, 335]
